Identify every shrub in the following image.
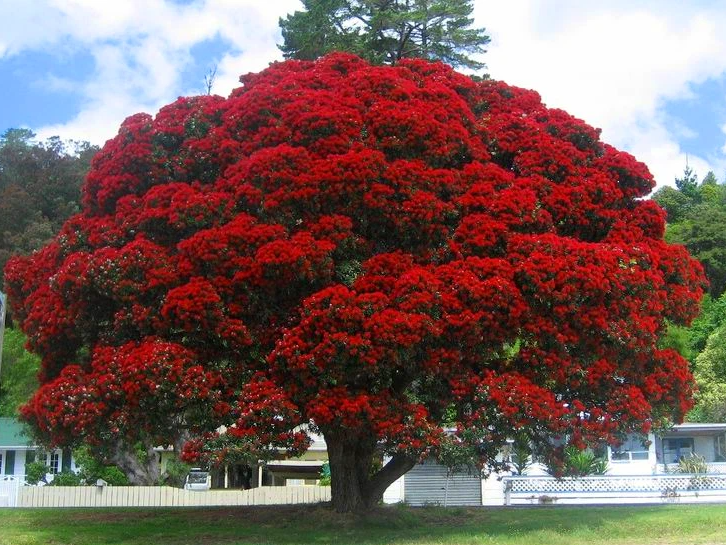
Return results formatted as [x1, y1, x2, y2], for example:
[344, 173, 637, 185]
[162, 458, 192, 488]
[510, 437, 533, 476]
[73, 446, 129, 485]
[678, 453, 708, 474]
[558, 446, 609, 477]
[49, 470, 82, 486]
[24, 461, 48, 485]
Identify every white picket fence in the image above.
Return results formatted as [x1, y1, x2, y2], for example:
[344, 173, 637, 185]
[0, 476, 21, 507]
[15, 485, 331, 508]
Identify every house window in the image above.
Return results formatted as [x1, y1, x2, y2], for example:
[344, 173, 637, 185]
[611, 435, 649, 462]
[4, 450, 15, 475]
[715, 434, 726, 462]
[663, 438, 694, 464]
[716, 435, 726, 462]
[0, 452, 3, 475]
[47, 452, 60, 474]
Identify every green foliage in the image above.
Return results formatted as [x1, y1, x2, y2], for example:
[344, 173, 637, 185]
[690, 322, 726, 422]
[689, 293, 726, 354]
[658, 322, 696, 362]
[72, 446, 129, 486]
[654, 168, 726, 298]
[96, 466, 129, 485]
[509, 436, 532, 476]
[24, 460, 49, 485]
[48, 470, 82, 486]
[557, 446, 609, 477]
[652, 185, 693, 223]
[667, 206, 726, 298]
[279, 0, 490, 70]
[436, 437, 480, 474]
[684, 293, 726, 421]
[161, 458, 192, 488]
[279, 0, 362, 61]
[0, 128, 97, 289]
[653, 168, 726, 423]
[674, 165, 700, 201]
[678, 453, 708, 474]
[0, 328, 40, 416]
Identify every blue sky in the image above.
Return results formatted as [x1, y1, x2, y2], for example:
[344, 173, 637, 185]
[2, 0, 726, 189]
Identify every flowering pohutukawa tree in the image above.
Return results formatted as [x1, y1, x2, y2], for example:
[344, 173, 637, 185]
[6, 53, 704, 510]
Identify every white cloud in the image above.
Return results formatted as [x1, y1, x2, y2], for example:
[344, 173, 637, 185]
[477, 1, 726, 187]
[7, 0, 726, 188]
[21, 0, 301, 144]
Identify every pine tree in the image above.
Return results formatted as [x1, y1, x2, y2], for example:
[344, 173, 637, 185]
[279, 0, 490, 70]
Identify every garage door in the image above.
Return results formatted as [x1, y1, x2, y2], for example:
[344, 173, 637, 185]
[404, 460, 482, 506]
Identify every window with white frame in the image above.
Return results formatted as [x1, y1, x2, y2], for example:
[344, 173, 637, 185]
[0, 452, 3, 474]
[662, 437, 694, 464]
[611, 435, 649, 462]
[47, 452, 60, 474]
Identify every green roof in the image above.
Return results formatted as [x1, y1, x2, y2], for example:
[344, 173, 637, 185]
[0, 418, 32, 447]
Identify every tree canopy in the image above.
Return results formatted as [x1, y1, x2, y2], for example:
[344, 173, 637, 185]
[279, 0, 489, 70]
[0, 328, 39, 417]
[690, 321, 726, 422]
[6, 54, 704, 512]
[653, 168, 726, 298]
[0, 129, 97, 290]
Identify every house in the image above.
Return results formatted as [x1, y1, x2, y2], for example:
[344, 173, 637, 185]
[655, 423, 726, 472]
[0, 417, 328, 490]
[383, 423, 726, 506]
[197, 422, 726, 504]
[7, 415, 726, 506]
[263, 432, 329, 486]
[197, 431, 330, 489]
[0, 417, 74, 483]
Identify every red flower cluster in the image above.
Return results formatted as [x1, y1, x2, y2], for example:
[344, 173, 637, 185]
[21, 338, 220, 448]
[6, 53, 704, 469]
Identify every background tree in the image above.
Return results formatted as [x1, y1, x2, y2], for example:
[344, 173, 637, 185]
[0, 328, 39, 417]
[674, 164, 700, 202]
[652, 168, 726, 422]
[6, 54, 703, 512]
[279, 0, 489, 70]
[653, 169, 726, 298]
[0, 129, 98, 289]
[689, 292, 726, 354]
[690, 322, 726, 422]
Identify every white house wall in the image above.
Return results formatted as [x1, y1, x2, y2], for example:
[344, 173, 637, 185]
[382, 474, 404, 504]
[606, 433, 658, 475]
[1, 448, 69, 481]
[482, 472, 505, 506]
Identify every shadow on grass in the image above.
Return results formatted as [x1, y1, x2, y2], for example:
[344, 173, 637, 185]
[2, 503, 726, 545]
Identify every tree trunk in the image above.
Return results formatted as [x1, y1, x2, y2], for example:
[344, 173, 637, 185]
[325, 432, 416, 513]
[172, 428, 191, 457]
[108, 441, 161, 485]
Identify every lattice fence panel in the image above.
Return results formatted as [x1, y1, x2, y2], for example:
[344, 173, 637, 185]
[505, 474, 726, 494]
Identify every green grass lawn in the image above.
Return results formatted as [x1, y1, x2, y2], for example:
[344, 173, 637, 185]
[2, 503, 726, 545]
